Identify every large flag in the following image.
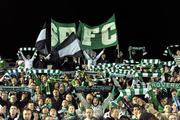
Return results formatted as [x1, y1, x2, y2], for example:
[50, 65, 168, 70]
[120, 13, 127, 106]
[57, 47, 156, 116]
[78, 14, 118, 50]
[51, 19, 76, 50]
[52, 32, 82, 58]
[35, 22, 49, 55]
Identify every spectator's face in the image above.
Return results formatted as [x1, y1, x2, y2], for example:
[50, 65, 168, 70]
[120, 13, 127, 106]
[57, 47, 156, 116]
[132, 107, 140, 116]
[160, 97, 168, 106]
[1, 92, 7, 100]
[33, 112, 39, 120]
[172, 103, 177, 111]
[176, 50, 180, 55]
[68, 106, 75, 114]
[45, 98, 52, 104]
[53, 90, 59, 97]
[62, 100, 68, 108]
[10, 106, 18, 117]
[50, 109, 57, 118]
[38, 99, 44, 106]
[59, 86, 65, 94]
[91, 52, 96, 58]
[65, 94, 72, 102]
[137, 98, 145, 106]
[35, 86, 41, 93]
[132, 50, 136, 55]
[11, 78, 17, 85]
[111, 108, 119, 119]
[42, 108, 49, 114]
[10, 95, 17, 103]
[54, 82, 59, 89]
[27, 103, 34, 111]
[27, 55, 31, 59]
[93, 97, 99, 106]
[169, 114, 178, 120]
[23, 110, 32, 120]
[85, 108, 93, 119]
[86, 94, 93, 103]
[132, 96, 138, 104]
[42, 76, 47, 83]
[164, 105, 171, 113]
[30, 83, 36, 90]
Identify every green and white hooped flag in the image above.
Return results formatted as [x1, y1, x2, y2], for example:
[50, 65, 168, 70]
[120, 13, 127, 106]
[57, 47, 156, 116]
[78, 14, 118, 50]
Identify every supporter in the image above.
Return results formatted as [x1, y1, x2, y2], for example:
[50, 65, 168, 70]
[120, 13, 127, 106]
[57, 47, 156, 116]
[33, 111, 39, 120]
[34, 54, 48, 69]
[103, 107, 120, 120]
[1, 45, 180, 119]
[63, 105, 79, 120]
[161, 104, 171, 120]
[131, 104, 142, 120]
[83, 49, 105, 69]
[81, 107, 98, 120]
[167, 49, 180, 74]
[19, 50, 37, 70]
[22, 108, 33, 120]
[115, 50, 124, 63]
[98, 53, 109, 64]
[51, 89, 61, 111]
[7, 105, 20, 120]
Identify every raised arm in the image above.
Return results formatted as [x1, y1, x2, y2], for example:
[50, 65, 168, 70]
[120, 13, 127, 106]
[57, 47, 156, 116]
[31, 50, 37, 61]
[95, 49, 104, 61]
[128, 46, 133, 60]
[102, 92, 113, 112]
[167, 47, 174, 57]
[19, 51, 26, 61]
[76, 93, 90, 109]
[83, 50, 91, 60]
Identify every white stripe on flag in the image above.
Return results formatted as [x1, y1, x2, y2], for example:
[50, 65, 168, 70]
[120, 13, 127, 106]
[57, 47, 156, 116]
[58, 38, 81, 57]
[37, 29, 46, 42]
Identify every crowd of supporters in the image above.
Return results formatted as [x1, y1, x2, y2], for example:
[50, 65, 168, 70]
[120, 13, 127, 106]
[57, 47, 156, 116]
[0, 48, 180, 120]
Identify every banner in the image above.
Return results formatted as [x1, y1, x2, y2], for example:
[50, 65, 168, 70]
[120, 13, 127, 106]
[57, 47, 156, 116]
[78, 14, 118, 49]
[151, 82, 180, 89]
[35, 22, 49, 55]
[51, 19, 76, 49]
[51, 32, 82, 58]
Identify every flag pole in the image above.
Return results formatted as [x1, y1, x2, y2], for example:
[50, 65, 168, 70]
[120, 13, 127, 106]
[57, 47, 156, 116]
[117, 44, 120, 56]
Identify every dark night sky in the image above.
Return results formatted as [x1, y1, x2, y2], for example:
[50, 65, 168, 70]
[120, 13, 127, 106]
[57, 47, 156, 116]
[0, 1, 179, 60]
